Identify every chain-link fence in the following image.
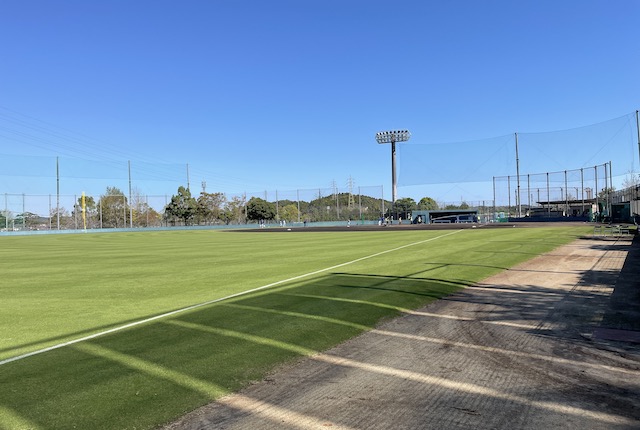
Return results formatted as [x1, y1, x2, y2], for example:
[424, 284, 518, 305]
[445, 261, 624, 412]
[1, 185, 386, 231]
[493, 162, 611, 219]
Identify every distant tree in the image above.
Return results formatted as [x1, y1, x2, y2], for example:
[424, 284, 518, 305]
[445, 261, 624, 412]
[99, 187, 128, 228]
[127, 188, 160, 227]
[246, 197, 276, 221]
[197, 192, 227, 224]
[597, 187, 615, 200]
[394, 197, 417, 213]
[50, 207, 73, 229]
[164, 186, 198, 225]
[622, 172, 640, 189]
[224, 195, 247, 224]
[418, 197, 438, 210]
[72, 195, 98, 228]
[14, 212, 40, 229]
[280, 204, 300, 223]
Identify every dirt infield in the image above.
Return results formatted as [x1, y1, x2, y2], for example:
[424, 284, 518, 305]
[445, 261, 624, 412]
[165, 231, 640, 430]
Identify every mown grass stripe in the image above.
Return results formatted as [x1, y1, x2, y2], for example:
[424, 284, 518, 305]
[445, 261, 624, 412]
[0, 229, 462, 367]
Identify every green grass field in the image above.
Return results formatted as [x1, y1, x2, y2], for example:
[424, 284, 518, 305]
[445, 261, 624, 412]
[0, 226, 590, 429]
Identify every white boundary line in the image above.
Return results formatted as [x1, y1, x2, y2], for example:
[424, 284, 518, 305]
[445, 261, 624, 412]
[0, 229, 463, 366]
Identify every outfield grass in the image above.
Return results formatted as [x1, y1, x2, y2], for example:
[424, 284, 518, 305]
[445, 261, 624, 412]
[0, 226, 590, 429]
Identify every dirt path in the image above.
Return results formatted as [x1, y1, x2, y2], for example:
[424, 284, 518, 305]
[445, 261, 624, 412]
[164, 236, 640, 430]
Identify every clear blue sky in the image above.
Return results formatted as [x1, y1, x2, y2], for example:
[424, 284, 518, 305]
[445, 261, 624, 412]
[1, 0, 638, 203]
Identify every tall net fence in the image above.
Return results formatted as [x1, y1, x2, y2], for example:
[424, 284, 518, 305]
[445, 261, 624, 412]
[1, 186, 385, 231]
[493, 163, 611, 219]
[397, 112, 639, 207]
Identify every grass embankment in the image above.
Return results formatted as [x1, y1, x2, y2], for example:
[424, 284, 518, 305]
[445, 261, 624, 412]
[0, 226, 589, 429]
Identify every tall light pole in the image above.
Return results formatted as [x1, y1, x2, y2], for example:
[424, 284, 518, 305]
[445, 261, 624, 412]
[375, 130, 411, 205]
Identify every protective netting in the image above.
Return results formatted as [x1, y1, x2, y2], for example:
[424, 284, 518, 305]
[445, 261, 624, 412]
[398, 112, 638, 190]
[493, 163, 610, 216]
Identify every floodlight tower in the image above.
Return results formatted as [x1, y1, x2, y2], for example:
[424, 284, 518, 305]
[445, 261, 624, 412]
[375, 129, 411, 205]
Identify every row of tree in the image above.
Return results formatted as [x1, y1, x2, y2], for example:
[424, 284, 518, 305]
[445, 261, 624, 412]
[162, 186, 392, 225]
[162, 186, 484, 226]
[2, 185, 490, 231]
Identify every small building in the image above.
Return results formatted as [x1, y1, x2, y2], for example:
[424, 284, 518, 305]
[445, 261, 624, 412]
[410, 209, 478, 224]
[528, 199, 595, 220]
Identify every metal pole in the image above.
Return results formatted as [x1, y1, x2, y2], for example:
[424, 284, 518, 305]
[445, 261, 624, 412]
[636, 110, 639, 168]
[507, 176, 511, 218]
[186, 163, 190, 191]
[564, 170, 568, 216]
[391, 139, 397, 205]
[56, 156, 60, 230]
[128, 160, 133, 228]
[492, 177, 496, 221]
[4, 193, 7, 230]
[358, 187, 362, 221]
[546, 172, 550, 217]
[595, 165, 599, 219]
[22, 193, 25, 230]
[527, 174, 530, 213]
[604, 162, 609, 217]
[581, 168, 585, 215]
[609, 160, 613, 216]
[297, 190, 300, 223]
[515, 133, 521, 217]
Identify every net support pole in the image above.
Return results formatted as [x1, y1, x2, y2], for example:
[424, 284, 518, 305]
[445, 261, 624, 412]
[546, 172, 550, 218]
[507, 176, 511, 218]
[636, 110, 640, 168]
[56, 156, 60, 230]
[492, 177, 496, 221]
[564, 170, 568, 216]
[527, 174, 531, 213]
[515, 133, 521, 217]
[128, 160, 133, 228]
[609, 161, 613, 216]
[358, 187, 362, 221]
[595, 165, 599, 219]
[581, 168, 585, 214]
[604, 163, 609, 216]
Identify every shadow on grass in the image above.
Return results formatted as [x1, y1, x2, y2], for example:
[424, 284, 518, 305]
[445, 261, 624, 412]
[3, 240, 637, 430]
[0, 271, 463, 430]
[0, 312, 183, 358]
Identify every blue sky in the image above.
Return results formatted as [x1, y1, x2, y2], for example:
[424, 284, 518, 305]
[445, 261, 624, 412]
[1, 0, 638, 204]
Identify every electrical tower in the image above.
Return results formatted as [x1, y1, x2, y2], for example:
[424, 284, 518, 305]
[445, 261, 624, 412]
[347, 176, 355, 208]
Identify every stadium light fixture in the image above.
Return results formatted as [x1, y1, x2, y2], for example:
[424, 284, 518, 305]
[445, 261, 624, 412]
[376, 129, 411, 205]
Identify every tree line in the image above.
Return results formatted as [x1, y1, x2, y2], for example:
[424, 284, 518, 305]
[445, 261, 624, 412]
[2, 185, 480, 231]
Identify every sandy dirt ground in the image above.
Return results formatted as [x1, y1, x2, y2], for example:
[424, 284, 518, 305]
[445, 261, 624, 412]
[164, 231, 640, 430]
